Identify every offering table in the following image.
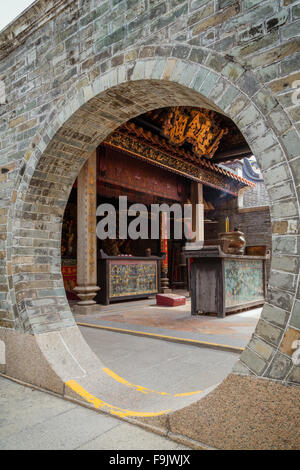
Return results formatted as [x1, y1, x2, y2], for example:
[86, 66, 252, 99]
[183, 246, 268, 318]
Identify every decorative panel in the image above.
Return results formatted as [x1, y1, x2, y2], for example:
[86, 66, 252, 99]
[109, 260, 158, 298]
[103, 124, 254, 196]
[224, 259, 264, 308]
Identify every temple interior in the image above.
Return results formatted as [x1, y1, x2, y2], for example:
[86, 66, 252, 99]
[61, 106, 271, 311]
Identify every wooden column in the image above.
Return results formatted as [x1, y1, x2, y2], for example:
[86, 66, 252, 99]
[160, 212, 171, 293]
[191, 182, 204, 245]
[74, 151, 100, 313]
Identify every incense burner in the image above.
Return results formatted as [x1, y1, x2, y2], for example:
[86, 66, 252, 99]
[219, 231, 246, 255]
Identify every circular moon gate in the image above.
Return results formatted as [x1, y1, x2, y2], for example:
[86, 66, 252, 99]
[2, 52, 300, 450]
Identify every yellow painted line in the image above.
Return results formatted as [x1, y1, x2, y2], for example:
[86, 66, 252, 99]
[77, 322, 245, 353]
[102, 367, 202, 397]
[66, 380, 170, 418]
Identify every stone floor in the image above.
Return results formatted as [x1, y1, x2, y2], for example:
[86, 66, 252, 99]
[0, 301, 265, 450]
[79, 326, 239, 400]
[73, 296, 262, 349]
[0, 321, 242, 450]
[0, 376, 189, 450]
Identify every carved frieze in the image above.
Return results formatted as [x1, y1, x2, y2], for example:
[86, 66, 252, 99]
[103, 126, 253, 196]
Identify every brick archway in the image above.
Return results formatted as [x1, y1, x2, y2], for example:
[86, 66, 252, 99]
[2, 50, 300, 449]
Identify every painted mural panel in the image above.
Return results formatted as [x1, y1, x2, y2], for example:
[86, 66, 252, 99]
[225, 259, 264, 308]
[109, 260, 158, 298]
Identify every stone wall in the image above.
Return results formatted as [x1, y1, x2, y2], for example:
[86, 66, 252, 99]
[0, 0, 299, 389]
[242, 180, 270, 208]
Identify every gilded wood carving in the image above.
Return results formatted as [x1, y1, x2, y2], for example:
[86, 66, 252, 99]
[162, 107, 228, 159]
[103, 125, 254, 196]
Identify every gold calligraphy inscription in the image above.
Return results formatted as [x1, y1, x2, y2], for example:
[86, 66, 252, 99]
[162, 107, 228, 159]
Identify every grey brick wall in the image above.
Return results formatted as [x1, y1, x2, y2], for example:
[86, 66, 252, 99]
[242, 181, 270, 208]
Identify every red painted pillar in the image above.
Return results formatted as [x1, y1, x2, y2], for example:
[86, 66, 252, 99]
[160, 212, 171, 293]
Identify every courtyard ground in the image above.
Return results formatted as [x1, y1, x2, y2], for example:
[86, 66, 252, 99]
[0, 376, 189, 450]
[0, 301, 260, 450]
[73, 297, 262, 350]
[0, 300, 263, 450]
[0, 328, 237, 450]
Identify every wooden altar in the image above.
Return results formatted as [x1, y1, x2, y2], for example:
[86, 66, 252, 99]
[97, 250, 165, 305]
[184, 246, 269, 318]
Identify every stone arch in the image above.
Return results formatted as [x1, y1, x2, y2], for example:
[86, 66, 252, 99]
[12, 49, 300, 380]
[3, 49, 300, 448]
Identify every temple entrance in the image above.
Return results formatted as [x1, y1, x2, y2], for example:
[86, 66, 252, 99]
[2, 0, 299, 445]
[3, 53, 296, 446]
[61, 105, 271, 317]
[58, 104, 272, 407]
